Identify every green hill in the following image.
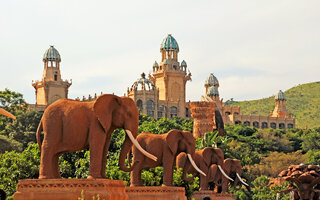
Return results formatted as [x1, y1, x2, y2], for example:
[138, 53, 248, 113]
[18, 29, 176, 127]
[225, 81, 320, 128]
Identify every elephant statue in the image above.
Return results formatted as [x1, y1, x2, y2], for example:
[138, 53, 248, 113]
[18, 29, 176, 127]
[36, 94, 157, 179]
[0, 108, 15, 119]
[211, 158, 248, 193]
[176, 147, 233, 190]
[130, 129, 206, 187]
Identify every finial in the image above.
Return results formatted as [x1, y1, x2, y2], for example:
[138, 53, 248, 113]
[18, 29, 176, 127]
[141, 73, 146, 79]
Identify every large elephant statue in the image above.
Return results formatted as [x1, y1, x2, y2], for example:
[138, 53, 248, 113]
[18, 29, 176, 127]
[0, 108, 15, 119]
[176, 147, 233, 190]
[36, 94, 157, 179]
[130, 129, 206, 187]
[211, 158, 248, 193]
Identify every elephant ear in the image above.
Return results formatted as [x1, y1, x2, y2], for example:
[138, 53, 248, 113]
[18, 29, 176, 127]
[93, 94, 122, 133]
[202, 147, 213, 167]
[166, 129, 182, 155]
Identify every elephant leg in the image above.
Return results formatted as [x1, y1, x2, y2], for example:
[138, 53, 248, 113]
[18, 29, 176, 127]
[39, 146, 59, 179]
[163, 157, 174, 186]
[199, 174, 209, 190]
[88, 132, 107, 179]
[53, 153, 62, 178]
[130, 164, 143, 186]
[221, 177, 229, 193]
[100, 142, 109, 178]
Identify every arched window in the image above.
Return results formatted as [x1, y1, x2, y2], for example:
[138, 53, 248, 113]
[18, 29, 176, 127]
[235, 121, 241, 124]
[279, 123, 285, 129]
[146, 100, 154, 117]
[170, 106, 178, 118]
[136, 100, 143, 113]
[270, 123, 276, 129]
[225, 112, 231, 116]
[234, 112, 239, 115]
[288, 123, 294, 129]
[54, 74, 58, 81]
[158, 105, 165, 119]
[244, 121, 250, 126]
[262, 122, 268, 129]
[253, 121, 259, 128]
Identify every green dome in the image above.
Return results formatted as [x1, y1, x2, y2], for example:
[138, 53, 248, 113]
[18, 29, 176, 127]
[205, 73, 219, 87]
[207, 86, 219, 96]
[43, 45, 61, 62]
[275, 90, 287, 100]
[160, 34, 179, 51]
[181, 60, 187, 67]
[131, 73, 155, 91]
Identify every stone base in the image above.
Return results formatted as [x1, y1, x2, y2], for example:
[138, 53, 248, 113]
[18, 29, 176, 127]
[126, 186, 186, 200]
[13, 179, 128, 200]
[192, 190, 234, 200]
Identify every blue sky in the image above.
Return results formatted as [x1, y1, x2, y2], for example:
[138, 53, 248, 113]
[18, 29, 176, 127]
[0, 0, 319, 103]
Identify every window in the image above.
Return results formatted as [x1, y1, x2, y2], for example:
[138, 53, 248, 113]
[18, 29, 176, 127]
[279, 123, 285, 129]
[146, 100, 154, 117]
[225, 112, 231, 116]
[54, 74, 58, 81]
[235, 121, 241, 124]
[270, 123, 276, 129]
[158, 105, 165, 119]
[253, 121, 259, 128]
[244, 121, 250, 126]
[288, 123, 294, 129]
[262, 122, 268, 128]
[136, 100, 143, 113]
[170, 106, 178, 118]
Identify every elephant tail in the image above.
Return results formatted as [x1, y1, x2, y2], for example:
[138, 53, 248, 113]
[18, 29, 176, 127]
[36, 119, 43, 151]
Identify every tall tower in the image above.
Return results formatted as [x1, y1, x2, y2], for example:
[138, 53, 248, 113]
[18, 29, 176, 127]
[149, 34, 191, 118]
[271, 90, 290, 118]
[32, 46, 71, 110]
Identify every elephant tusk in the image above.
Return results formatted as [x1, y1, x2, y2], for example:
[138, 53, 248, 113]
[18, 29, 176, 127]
[236, 173, 249, 186]
[218, 165, 234, 182]
[0, 108, 16, 119]
[187, 154, 206, 177]
[125, 130, 157, 161]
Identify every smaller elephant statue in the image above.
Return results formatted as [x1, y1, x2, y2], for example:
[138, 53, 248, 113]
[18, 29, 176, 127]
[36, 94, 157, 179]
[0, 108, 15, 119]
[210, 158, 248, 193]
[176, 147, 233, 190]
[130, 129, 206, 187]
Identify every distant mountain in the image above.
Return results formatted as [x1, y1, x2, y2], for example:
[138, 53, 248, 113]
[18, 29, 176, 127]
[225, 82, 320, 128]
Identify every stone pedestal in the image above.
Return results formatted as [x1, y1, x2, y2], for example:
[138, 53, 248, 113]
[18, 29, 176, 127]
[13, 179, 128, 200]
[126, 186, 186, 200]
[192, 190, 234, 200]
[189, 102, 215, 138]
[192, 191, 234, 200]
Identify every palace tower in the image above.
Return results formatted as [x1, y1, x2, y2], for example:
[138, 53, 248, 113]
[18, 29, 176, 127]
[32, 46, 71, 111]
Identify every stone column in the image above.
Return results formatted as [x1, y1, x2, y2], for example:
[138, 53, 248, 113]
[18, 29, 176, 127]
[189, 101, 215, 138]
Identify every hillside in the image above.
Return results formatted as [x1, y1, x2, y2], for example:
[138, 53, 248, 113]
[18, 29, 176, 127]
[225, 81, 320, 128]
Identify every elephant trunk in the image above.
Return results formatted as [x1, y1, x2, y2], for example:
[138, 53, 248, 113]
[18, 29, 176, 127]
[119, 130, 157, 172]
[119, 134, 136, 172]
[183, 168, 194, 182]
